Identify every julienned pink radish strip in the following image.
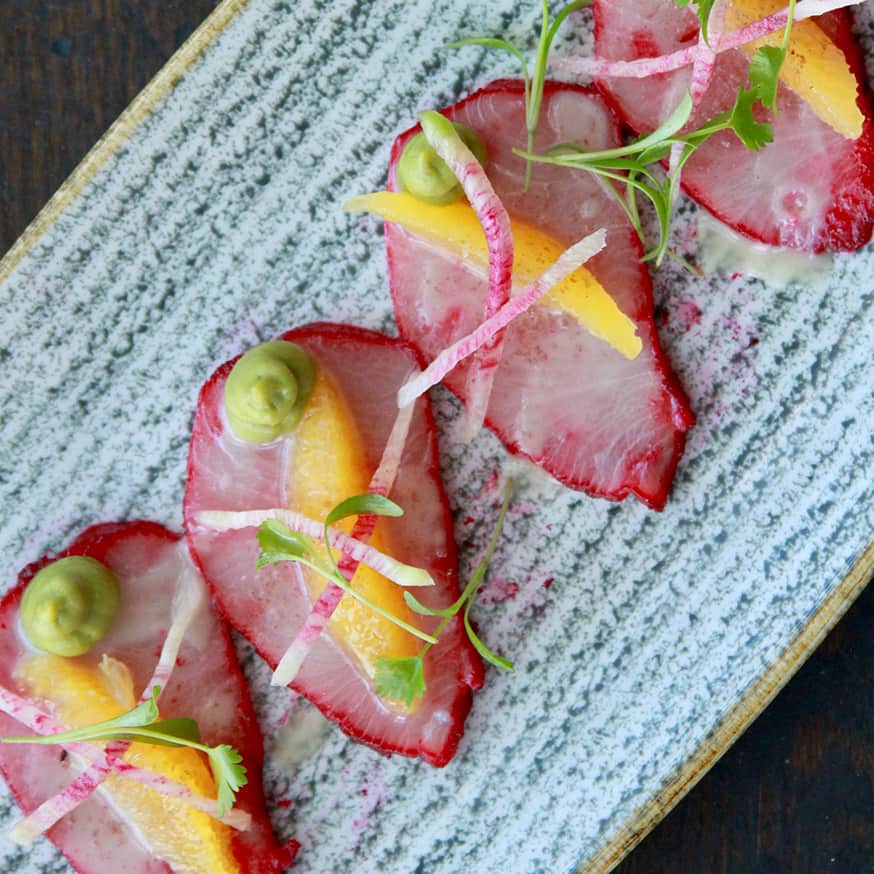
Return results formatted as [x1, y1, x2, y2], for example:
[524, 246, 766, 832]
[270, 396, 418, 686]
[4, 561, 220, 842]
[0, 684, 251, 842]
[398, 228, 607, 407]
[418, 111, 513, 440]
[195, 502, 432, 589]
[668, 0, 727, 187]
[7, 761, 110, 845]
[555, 0, 863, 79]
[138, 552, 203, 700]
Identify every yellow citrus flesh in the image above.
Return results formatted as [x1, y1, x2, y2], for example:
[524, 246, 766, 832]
[344, 191, 642, 360]
[15, 654, 238, 874]
[287, 369, 422, 692]
[725, 0, 863, 139]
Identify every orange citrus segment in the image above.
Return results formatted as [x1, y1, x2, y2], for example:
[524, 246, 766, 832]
[725, 0, 863, 139]
[15, 654, 238, 874]
[345, 190, 642, 360]
[286, 369, 421, 687]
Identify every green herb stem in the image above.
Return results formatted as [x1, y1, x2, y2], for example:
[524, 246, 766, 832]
[297, 554, 438, 645]
[448, 0, 590, 191]
[415, 477, 513, 664]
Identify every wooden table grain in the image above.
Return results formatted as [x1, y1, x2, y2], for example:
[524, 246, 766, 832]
[1, 3, 872, 873]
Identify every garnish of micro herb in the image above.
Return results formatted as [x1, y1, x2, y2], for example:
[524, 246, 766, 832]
[672, 0, 795, 106]
[2, 687, 247, 816]
[375, 478, 515, 707]
[520, 1, 798, 265]
[255, 493, 439, 645]
[451, 0, 798, 267]
[517, 80, 773, 265]
[255, 485, 514, 707]
[447, 0, 590, 190]
[746, 0, 797, 112]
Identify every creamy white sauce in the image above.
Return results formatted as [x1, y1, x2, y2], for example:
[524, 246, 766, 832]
[696, 212, 833, 289]
[271, 704, 331, 770]
[503, 455, 562, 501]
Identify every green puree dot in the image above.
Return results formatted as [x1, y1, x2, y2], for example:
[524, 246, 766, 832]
[396, 121, 487, 205]
[21, 556, 120, 657]
[224, 340, 316, 443]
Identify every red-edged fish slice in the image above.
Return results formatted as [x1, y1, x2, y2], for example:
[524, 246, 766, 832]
[183, 323, 484, 768]
[0, 521, 295, 874]
[592, 0, 874, 252]
[385, 79, 693, 511]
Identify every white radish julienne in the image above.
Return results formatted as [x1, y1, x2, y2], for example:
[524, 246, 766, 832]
[195, 505, 433, 590]
[397, 229, 608, 406]
[0, 684, 252, 841]
[418, 111, 514, 442]
[668, 0, 727, 188]
[268, 397, 417, 687]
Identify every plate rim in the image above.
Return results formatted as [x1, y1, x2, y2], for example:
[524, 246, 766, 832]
[0, 2, 872, 871]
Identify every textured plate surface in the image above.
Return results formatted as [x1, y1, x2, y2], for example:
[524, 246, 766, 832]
[0, 2, 873, 872]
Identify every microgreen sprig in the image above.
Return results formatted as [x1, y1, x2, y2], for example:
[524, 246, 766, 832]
[748, 0, 797, 111]
[517, 79, 774, 265]
[256, 494, 438, 645]
[2, 687, 247, 816]
[447, 0, 590, 189]
[375, 478, 515, 706]
[260, 487, 515, 707]
[450, 0, 799, 268]
[675, 0, 797, 108]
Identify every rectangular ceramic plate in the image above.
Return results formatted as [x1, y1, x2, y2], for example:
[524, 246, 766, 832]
[1, 2, 872, 872]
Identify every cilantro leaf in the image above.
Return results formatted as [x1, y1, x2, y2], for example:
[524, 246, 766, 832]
[747, 0, 796, 111]
[2, 690, 248, 817]
[374, 655, 426, 706]
[749, 45, 785, 110]
[208, 744, 248, 817]
[727, 88, 773, 151]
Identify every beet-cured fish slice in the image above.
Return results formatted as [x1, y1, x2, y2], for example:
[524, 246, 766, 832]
[385, 79, 693, 510]
[0, 521, 294, 874]
[592, 0, 874, 252]
[184, 323, 483, 768]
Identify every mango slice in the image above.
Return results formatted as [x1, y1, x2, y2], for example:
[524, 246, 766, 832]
[15, 655, 238, 874]
[286, 369, 422, 690]
[725, 0, 863, 139]
[346, 190, 642, 360]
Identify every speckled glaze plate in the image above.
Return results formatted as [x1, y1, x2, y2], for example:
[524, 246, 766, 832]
[1, 2, 873, 872]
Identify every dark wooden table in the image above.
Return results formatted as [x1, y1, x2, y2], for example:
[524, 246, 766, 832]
[1, 3, 873, 872]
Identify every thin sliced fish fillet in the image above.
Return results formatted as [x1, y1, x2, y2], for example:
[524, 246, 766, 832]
[184, 323, 484, 768]
[0, 521, 293, 874]
[386, 79, 693, 510]
[592, 0, 874, 252]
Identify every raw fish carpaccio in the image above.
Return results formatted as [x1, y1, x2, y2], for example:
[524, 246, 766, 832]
[184, 323, 484, 768]
[0, 521, 295, 874]
[385, 79, 694, 510]
[591, 0, 874, 252]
